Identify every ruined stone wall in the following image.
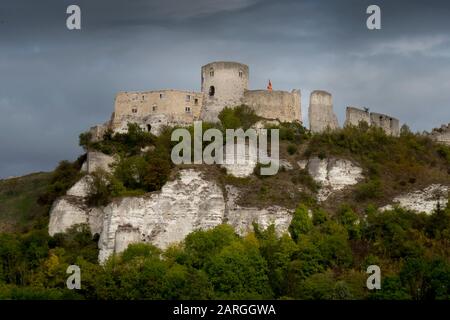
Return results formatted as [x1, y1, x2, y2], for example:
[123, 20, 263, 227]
[370, 112, 400, 136]
[344, 106, 400, 136]
[82, 151, 116, 174]
[89, 124, 109, 142]
[430, 123, 450, 146]
[111, 90, 203, 131]
[344, 106, 370, 127]
[243, 89, 301, 123]
[200, 61, 249, 122]
[308, 90, 339, 133]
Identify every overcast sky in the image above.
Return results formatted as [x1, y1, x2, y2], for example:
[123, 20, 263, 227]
[1, 0, 450, 178]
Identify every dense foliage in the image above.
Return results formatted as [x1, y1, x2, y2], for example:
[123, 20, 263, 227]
[0, 202, 449, 299]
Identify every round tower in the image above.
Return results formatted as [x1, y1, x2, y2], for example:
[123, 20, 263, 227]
[200, 61, 249, 122]
[308, 90, 339, 133]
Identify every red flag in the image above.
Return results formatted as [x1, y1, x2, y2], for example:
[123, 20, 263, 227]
[267, 80, 272, 91]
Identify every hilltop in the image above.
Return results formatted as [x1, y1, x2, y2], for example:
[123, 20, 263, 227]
[0, 106, 449, 300]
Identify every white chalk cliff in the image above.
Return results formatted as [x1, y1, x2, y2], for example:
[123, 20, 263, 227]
[49, 169, 294, 263]
[380, 184, 449, 214]
[304, 157, 363, 201]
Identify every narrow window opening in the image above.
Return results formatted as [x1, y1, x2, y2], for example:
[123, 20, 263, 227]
[209, 86, 215, 97]
[147, 124, 152, 132]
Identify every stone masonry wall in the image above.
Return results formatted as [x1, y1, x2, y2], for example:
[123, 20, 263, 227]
[308, 90, 339, 133]
[370, 112, 400, 137]
[345, 106, 400, 136]
[344, 106, 370, 127]
[112, 90, 203, 130]
[430, 123, 450, 146]
[243, 89, 301, 123]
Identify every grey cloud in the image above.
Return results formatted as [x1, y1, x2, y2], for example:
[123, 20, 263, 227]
[1, 0, 450, 178]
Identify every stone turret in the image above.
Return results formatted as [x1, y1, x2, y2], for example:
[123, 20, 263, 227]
[200, 61, 249, 122]
[308, 90, 339, 133]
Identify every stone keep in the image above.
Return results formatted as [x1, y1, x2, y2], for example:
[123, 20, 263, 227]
[200, 61, 249, 122]
[308, 90, 339, 133]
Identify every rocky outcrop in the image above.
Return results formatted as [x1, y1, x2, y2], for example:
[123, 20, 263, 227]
[48, 196, 103, 236]
[305, 157, 363, 201]
[98, 170, 226, 262]
[66, 175, 92, 197]
[380, 184, 449, 214]
[49, 169, 293, 263]
[225, 186, 292, 236]
[221, 142, 258, 178]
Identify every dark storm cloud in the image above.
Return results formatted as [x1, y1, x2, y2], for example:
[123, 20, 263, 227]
[1, 0, 450, 178]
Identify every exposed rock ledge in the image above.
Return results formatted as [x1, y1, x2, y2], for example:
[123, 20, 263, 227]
[304, 157, 363, 201]
[49, 169, 294, 263]
[380, 184, 449, 214]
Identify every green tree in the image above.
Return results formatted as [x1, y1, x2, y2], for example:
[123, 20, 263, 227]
[289, 205, 313, 242]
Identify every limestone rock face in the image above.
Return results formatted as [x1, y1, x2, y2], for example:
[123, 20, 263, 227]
[306, 157, 363, 201]
[48, 197, 88, 236]
[48, 196, 102, 236]
[49, 169, 294, 263]
[380, 184, 449, 214]
[225, 186, 292, 237]
[98, 170, 226, 262]
[66, 175, 92, 197]
[221, 142, 258, 178]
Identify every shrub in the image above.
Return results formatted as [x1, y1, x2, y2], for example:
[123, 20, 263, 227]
[287, 144, 297, 155]
[355, 179, 383, 201]
[87, 169, 126, 207]
[37, 158, 84, 206]
[289, 205, 313, 242]
[218, 105, 260, 130]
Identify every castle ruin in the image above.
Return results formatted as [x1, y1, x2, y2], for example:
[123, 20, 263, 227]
[308, 90, 339, 133]
[430, 123, 450, 146]
[344, 106, 400, 136]
[93, 61, 301, 138]
[88, 61, 402, 139]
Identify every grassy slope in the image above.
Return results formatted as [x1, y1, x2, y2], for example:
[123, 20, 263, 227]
[0, 172, 52, 233]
